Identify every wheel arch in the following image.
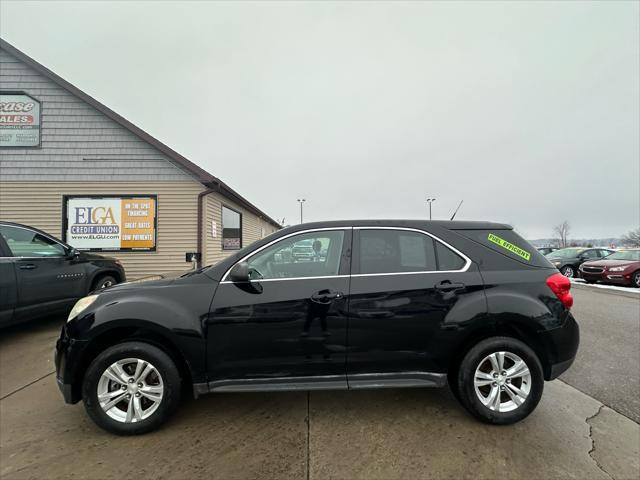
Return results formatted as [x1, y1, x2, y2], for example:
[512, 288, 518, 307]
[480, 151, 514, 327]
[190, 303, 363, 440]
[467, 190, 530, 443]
[71, 325, 194, 402]
[89, 270, 124, 291]
[448, 320, 552, 382]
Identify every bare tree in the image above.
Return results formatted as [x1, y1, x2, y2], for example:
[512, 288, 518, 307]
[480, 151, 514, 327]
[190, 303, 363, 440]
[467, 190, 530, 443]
[553, 221, 571, 248]
[621, 228, 640, 247]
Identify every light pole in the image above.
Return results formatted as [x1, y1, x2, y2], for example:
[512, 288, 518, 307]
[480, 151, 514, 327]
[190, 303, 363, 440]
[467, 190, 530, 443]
[426, 198, 436, 220]
[297, 198, 306, 223]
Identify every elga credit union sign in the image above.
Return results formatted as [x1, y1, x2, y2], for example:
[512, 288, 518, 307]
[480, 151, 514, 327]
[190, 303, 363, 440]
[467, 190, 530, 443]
[64, 196, 157, 251]
[0, 93, 41, 147]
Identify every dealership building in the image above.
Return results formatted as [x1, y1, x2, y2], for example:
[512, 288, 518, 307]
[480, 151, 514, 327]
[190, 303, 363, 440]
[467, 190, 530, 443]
[0, 38, 280, 278]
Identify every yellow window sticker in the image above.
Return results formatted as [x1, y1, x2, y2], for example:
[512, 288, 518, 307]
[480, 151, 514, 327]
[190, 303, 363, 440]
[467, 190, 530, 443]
[487, 233, 531, 261]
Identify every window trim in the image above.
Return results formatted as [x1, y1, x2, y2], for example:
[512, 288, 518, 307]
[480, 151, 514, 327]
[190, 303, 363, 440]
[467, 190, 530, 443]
[221, 204, 243, 251]
[0, 224, 69, 259]
[220, 226, 471, 283]
[351, 227, 471, 277]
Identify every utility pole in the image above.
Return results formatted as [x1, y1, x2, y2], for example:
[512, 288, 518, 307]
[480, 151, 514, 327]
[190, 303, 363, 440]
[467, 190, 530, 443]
[297, 198, 306, 223]
[426, 198, 436, 220]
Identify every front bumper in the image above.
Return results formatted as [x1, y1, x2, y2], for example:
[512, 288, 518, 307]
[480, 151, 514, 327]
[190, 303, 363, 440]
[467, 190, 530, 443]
[579, 269, 632, 285]
[55, 326, 88, 404]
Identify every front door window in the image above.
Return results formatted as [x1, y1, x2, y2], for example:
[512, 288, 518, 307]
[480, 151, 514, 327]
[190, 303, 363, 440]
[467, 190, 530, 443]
[246, 230, 345, 280]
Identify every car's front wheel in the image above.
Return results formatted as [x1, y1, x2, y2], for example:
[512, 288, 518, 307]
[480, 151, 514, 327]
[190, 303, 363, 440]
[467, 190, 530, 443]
[632, 271, 640, 288]
[560, 266, 576, 278]
[92, 274, 118, 290]
[456, 337, 544, 425]
[82, 342, 181, 435]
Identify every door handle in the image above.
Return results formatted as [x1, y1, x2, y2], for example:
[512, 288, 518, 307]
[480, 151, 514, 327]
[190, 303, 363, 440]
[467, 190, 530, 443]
[310, 290, 343, 304]
[434, 280, 465, 292]
[18, 264, 37, 270]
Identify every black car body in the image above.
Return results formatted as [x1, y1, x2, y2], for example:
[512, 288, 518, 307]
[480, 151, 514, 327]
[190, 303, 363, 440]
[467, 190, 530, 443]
[56, 220, 579, 434]
[0, 221, 126, 327]
[546, 247, 614, 278]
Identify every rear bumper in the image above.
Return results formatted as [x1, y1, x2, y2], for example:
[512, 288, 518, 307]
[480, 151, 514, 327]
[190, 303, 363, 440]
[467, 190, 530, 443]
[542, 312, 580, 380]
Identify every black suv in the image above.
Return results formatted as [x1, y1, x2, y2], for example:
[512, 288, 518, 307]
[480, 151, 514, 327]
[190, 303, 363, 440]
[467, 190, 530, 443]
[0, 221, 126, 327]
[56, 220, 579, 435]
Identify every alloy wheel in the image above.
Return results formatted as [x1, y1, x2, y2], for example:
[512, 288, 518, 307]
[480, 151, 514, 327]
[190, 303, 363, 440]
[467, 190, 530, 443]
[473, 351, 531, 413]
[97, 358, 164, 423]
[561, 266, 574, 278]
[100, 280, 114, 288]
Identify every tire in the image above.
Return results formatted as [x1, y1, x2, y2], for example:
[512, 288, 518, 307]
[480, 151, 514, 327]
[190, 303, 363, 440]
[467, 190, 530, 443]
[92, 274, 118, 291]
[560, 266, 576, 278]
[82, 342, 182, 435]
[632, 271, 640, 288]
[455, 337, 544, 425]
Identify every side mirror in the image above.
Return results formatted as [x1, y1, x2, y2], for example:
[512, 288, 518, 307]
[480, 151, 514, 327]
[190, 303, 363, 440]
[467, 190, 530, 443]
[229, 261, 249, 283]
[67, 248, 80, 259]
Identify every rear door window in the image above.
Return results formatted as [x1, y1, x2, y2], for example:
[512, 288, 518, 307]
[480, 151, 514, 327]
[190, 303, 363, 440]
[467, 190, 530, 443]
[435, 242, 466, 270]
[357, 229, 466, 274]
[359, 230, 437, 274]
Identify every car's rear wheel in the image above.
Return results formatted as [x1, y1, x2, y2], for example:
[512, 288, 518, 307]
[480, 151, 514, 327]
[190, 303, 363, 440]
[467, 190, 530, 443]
[632, 271, 640, 288]
[93, 274, 117, 290]
[456, 337, 544, 425]
[82, 342, 181, 435]
[560, 266, 575, 278]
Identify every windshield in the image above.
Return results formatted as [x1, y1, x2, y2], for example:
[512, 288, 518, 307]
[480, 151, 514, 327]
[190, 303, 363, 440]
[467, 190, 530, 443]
[605, 250, 640, 261]
[549, 248, 584, 258]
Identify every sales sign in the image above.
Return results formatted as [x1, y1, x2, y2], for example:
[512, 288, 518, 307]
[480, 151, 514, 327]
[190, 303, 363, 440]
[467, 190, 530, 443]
[64, 196, 157, 251]
[0, 93, 41, 147]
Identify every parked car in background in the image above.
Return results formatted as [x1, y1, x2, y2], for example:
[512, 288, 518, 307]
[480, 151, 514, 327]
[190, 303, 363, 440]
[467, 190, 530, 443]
[546, 247, 614, 278]
[579, 249, 640, 287]
[537, 247, 558, 256]
[56, 220, 579, 435]
[0, 221, 126, 327]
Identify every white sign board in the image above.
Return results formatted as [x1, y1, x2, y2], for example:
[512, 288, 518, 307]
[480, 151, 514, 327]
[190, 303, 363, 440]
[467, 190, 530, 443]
[0, 93, 41, 147]
[65, 196, 157, 251]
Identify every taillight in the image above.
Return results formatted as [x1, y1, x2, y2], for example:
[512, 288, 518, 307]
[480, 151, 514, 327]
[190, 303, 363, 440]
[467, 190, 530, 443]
[546, 272, 573, 309]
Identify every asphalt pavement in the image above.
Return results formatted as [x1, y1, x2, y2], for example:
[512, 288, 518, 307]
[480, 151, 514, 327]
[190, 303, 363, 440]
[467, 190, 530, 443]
[0, 285, 638, 480]
[560, 285, 640, 423]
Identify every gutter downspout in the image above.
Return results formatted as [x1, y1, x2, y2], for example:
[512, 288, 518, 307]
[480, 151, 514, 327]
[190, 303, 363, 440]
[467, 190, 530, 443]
[197, 182, 220, 268]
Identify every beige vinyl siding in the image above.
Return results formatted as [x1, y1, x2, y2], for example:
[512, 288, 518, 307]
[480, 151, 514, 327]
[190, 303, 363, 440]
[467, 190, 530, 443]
[203, 193, 279, 266]
[0, 181, 205, 279]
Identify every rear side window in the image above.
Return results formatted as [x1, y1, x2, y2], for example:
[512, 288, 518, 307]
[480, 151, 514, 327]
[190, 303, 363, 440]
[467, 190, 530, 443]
[456, 229, 552, 267]
[358, 229, 466, 274]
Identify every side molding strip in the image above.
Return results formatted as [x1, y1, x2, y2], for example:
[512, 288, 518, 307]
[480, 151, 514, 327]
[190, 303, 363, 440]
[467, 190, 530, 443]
[347, 372, 447, 390]
[197, 372, 447, 395]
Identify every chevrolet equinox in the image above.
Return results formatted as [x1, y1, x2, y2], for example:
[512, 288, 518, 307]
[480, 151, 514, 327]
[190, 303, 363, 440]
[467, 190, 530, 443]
[56, 220, 579, 435]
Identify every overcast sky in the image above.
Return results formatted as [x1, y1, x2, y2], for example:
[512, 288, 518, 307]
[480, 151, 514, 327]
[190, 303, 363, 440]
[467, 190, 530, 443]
[1, 1, 638, 239]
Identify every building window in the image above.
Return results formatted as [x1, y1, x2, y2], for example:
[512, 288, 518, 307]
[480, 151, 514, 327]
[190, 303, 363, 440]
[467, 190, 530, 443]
[222, 206, 242, 250]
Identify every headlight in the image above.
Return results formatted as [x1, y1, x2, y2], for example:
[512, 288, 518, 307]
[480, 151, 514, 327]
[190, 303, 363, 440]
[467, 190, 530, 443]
[67, 295, 99, 322]
[608, 266, 627, 272]
[553, 261, 561, 266]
